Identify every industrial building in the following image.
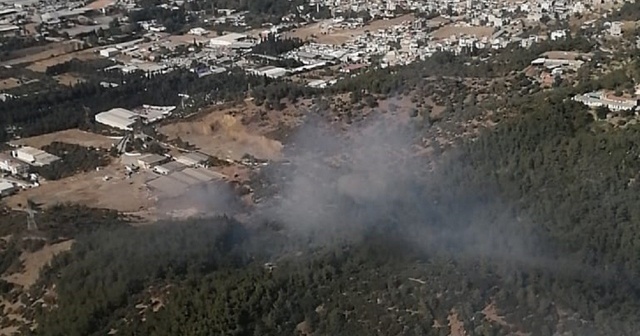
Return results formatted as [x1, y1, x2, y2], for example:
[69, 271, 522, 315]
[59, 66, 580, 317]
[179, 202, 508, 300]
[95, 108, 139, 131]
[100, 47, 120, 57]
[146, 167, 225, 197]
[0, 180, 16, 197]
[153, 161, 186, 175]
[175, 152, 210, 167]
[137, 153, 169, 170]
[250, 66, 287, 78]
[11, 147, 60, 167]
[95, 105, 176, 130]
[0, 153, 29, 175]
[209, 33, 249, 47]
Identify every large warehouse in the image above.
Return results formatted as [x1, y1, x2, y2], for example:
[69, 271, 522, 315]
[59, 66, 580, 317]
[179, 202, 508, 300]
[95, 105, 176, 130]
[95, 108, 139, 131]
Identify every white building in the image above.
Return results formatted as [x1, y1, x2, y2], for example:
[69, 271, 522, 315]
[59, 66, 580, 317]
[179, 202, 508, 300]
[100, 47, 120, 57]
[550, 30, 567, 41]
[188, 27, 209, 36]
[209, 33, 248, 47]
[610, 21, 623, 37]
[95, 106, 176, 130]
[0, 180, 16, 197]
[95, 108, 138, 131]
[0, 154, 29, 175]
[11, 147, 60, 167]
[175, 152, 210, 167]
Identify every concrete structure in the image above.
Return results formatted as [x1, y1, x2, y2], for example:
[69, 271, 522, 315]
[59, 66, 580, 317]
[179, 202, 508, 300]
[175, 152, 210, 167]
[11, 147, 60, 167]
[188, 27, 209, 36]
[137, 154, 169, 170]
[0, 180, 16, 197]
[95, 106, 175, 130]
[0, 153, 29, 175]
[95, 108, 138, 131]
[146, 167, 225, 197]
[573, 91, 638, 111]
[250, 66, 287, 78]
[209, 33, 248, 47]
[100, 47, 120, 57]
[153, 161, 186, 175]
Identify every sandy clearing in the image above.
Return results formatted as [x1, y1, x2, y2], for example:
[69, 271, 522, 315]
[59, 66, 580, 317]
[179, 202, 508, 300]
[0, 77, 22, 91]
[5, 160, 154, 213]
[287, 14, 415, 45]
[432, 25, 495, 40]
[26, 51, 98, 73]
[1, 41, 87, 68]
[160, 106, 285, 161]
[10, 129, 118, 150]
[3, 240, 74, 289]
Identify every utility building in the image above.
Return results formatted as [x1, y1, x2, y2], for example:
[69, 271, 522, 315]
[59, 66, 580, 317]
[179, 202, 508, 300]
[95, 108, 139, 131]
[11, 147, 60, 167]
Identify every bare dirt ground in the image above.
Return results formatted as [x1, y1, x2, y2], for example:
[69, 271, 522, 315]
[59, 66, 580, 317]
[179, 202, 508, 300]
[54, 73, 85, 86]
[26, 51, 98, 73]
[432, 25, 495, 40]
[1, 41, 90, 69]
[287, 14, 415, 45]
[0, 77, 22, 90]
[5, 160, 154, 214]
[3, 240, 74, 289]
[10, 129, 118, 149]
[448, 311, 467, 336]
[160, 102, 301, 161]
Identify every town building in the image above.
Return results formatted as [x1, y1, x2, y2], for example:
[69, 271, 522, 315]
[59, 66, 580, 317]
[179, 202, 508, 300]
[11, 147, 60, 167]
[573, 91, 639, 111]
[0, 180, 16, 197]
[153, 161, 186, 175]
[137, 153, 169, 170]
[95, 108, 138, 131]
[95, 105, 176, 130]
[0, 153, 29, 175]
[175, 152, 210, 167]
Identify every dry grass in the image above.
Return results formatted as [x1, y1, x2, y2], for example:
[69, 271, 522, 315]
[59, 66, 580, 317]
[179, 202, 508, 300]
[287, 14, 415, 45]
[11, 129, 118, 149]
[2, 240, 74, 289]
[1, 41, 92, 69]
[432, 25, 495, 40]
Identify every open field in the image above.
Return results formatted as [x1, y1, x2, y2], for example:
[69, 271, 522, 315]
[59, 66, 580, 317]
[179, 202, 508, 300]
[11, 129, 118, 149]
[5, 159, 153, 214]
[26, 51, 98, 72]
[0, 77, 22, 90]
[286, 14, 415, 45]
[1, 41, 84, 67]
[432, 24, 495, 40]
[160, 102, 301, 161]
